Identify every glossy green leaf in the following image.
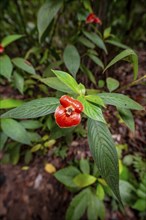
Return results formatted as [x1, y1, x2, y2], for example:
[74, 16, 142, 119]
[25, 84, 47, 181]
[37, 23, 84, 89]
[40, 77, 73, 94]
[12, 58, 36, 74]
[87, 119, 122, 205]
[63, 44, 80, 78]
[0, 55, 13, 81]
[78, 96, 105, 123]
[118, 108, 135, 132]
[96, 184, 105, 200]
[73, 174, 96, 187]
[133, 199, 146, 211]
[83, 31, 107, 54]
[52, 70, 80, 94]
[88, 54, 104, 69]
[106, 77, 119, 92]
[0, 99, 24, 109]
[13, 71, 24, 94]
[80, 158, 90, 174]
[1, 118, 31, 145]
[103, 49, 138, 80]
[98, 93, 144, 110]
[78, 36, 95, 49]
[1, 34, 23, 47]
[20, 120, 42, 129]
[0, 132, 7, 150]
[85, 95, 105, 107]
[54, 166, 81, 189]
[80, 64, 96, 85]
[87, 191, 105, 220]
[105, 39, 129, 49]
[37, 0, 63, 41]
[1, 97, 59, 119]
[66, 188, 90, 220]
[103, 27, 111, 39]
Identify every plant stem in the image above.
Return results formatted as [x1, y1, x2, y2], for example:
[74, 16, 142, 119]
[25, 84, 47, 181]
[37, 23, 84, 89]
[117, 75, 146, 92]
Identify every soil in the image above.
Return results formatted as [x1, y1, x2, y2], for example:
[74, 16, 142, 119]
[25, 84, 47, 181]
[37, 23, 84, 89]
[0, 50, 146, 220]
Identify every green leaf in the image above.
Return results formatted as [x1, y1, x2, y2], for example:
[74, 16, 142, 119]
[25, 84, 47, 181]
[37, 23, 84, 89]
[28, 132, 41, 142]
[52, 70, 80, 94]
[20, 120, 42, 129]
[103, 27, 111, 39]
[1, 97, 59, 119]
[106, 77, 119, 92]
[88, 54, 104, 69]
[10, 144, 20, 165]
[12, 58, 36, 74]
[24, 150, 32, 165]
[63, 44, 80, 78]
[37, 0, 63, 41]
[0, 99, 24, 109]
[80, 158, 90, 174]
[66, 188, 90, 220]
[118, 108, 135, 132]
[87, 119, 122, 205]
[119, 180, 136, 204]
[85, 95, 105, 107]
[105, 39, 129, 49]
[83, 31, 107, 54]
[98, 93, 144, 110]
[1, 34, 23, 47]
[78, 96, 105, 123]
[1, 118, 31, 145]
[54, 166, 81, 189]
[87, 191, 105, 220]
[0, 132, 8, 150]
[133, 199, 146, 212]
[96, 184, 105, 200]
[13, 71, 24, 94]
[103, 49, 138, 80]
[78, 36, 95, 49]
[40, 77, 73, 94]
[73, 174, 96, 188]
[80, 64, 96, 85]
[0, 55, 13, 81]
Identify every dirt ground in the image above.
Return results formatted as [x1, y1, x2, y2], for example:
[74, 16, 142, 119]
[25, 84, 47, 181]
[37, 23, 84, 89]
[0, 50, 146, 220]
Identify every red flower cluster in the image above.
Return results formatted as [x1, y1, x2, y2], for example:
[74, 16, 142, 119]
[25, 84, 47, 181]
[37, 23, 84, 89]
[0, 44, 4, 54]
[54, 95, 84, 128]
[86, 13, 102, 25]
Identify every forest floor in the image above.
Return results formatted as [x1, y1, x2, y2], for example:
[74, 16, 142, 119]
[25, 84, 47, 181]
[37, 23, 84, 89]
[0, 50, 146, 220]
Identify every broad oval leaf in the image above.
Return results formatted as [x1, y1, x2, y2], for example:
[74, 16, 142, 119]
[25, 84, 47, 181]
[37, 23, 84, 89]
[66, 188, 90, 220]
[80, 64, 96, 85]
[73, 174, 96, 188]
[79, 158, 90, 174]
[85, 95, 105, 107]
[52, 70, 80, 94]
[1, 34, 23, 47]
[63, 44, 80, 78]
[1, 97, 59, 119]
[12, 58, 36, 74]
[87, 119, 122, 205]
[78, 36, 95, 49]
[106, 77, 119, 92]
[1, 118, 31, 145]
[83, 31, 107, 54]
[118, 108, 135, 132]
[37, 0, 63, 41]
[78, 96, 105, 123]
[103, 49, 138, 80]
[88, 54, 104, 69]
[54, 166, 81, 189]
[40, 77, 73, 94]
[20, 120, 42, 129]
[14, 71, 24, 94]
[98, 93, 144, 110]
[0, 99, 24, 109]
[0, 55, 13, 81]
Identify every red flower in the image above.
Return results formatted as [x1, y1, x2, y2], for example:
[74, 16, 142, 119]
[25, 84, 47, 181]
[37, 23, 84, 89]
[54, 95, 84, 128]
[0, 44, 4, 54]
[86, 13, 102, 25]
